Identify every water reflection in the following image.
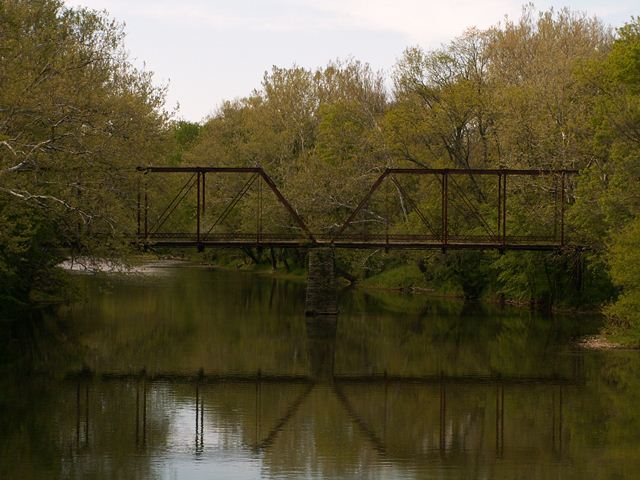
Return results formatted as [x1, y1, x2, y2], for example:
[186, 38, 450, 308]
[2, 266, 640, 479]
[67, 372, 576, 460]
[61, 305, 585, 475]
[306, 315, 337, 381]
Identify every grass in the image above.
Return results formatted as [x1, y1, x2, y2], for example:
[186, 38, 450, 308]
[356, 264, 460, 295]
[604, 328, 640, 348]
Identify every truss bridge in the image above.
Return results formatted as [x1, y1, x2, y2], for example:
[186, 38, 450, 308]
[136, 166, 577, 252]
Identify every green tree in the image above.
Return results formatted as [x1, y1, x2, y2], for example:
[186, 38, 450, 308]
[167, 121, 202, 165]
[606, 217, 640, 340]
[0, 0, 170, 307]
[576, 18, 640, 339]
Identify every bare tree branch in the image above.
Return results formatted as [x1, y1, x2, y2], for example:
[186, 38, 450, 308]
[0, 187, 92, 223]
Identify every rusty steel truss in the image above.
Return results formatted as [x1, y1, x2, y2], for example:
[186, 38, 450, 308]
[136, 166, 577, 252]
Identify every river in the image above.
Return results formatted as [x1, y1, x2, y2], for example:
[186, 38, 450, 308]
[1, 263, 639, 479]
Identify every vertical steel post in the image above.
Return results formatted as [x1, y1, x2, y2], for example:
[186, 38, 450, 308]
[553, 175, 558, 240]
[201, 171, 206, 215]
[137, 176, 141, 237]
[257, 176, 262, 244]
[502, 172, 507, 248]
[442, 172, 448, 249]
[144, 178, 148, 241]
[385, 183, 389, 249]
[196, 170, 201, 246]
[497, 173, 502, 237]
[560, 172, 565, 246]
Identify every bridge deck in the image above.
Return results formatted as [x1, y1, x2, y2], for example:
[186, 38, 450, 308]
[140, 233, 568, 251]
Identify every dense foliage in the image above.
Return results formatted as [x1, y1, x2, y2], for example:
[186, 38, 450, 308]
[0, 0, 170, 307]
[592, 19, 640, 339]
[1, 3, 638, 341]
[183, 8, 638, 336]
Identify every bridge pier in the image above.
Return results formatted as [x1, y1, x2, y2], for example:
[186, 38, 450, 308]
[305, 248, 337, 317]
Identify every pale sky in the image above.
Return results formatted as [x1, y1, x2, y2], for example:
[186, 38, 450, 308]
[65, 0, 637, 122]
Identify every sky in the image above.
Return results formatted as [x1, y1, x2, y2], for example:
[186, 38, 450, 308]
[64, 0, 637, 122]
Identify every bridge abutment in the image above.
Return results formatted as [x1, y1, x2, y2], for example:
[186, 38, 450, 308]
[305, 248, 337, 317]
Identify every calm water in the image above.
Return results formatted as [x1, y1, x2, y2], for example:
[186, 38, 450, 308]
[2, 264, 640, 479]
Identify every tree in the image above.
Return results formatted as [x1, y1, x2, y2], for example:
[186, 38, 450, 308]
[391, 29, 495, 170]
[167, 121, 202, 165]
[606, 217, 640, 339]
[574, 18, 640, 338]
[0, 0, 170, 307]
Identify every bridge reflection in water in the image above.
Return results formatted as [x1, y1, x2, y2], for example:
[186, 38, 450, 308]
[68, 312, 584, 465]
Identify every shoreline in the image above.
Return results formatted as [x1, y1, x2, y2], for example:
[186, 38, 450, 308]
[577, 334, 639, 351]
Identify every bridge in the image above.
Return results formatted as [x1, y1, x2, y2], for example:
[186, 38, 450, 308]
[136, 166, 577, 252]
[68, 366, 582, 458]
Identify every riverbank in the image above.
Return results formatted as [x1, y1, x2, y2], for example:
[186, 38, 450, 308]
[204, 259, 639, 349]
[80, 253, 603, 310]
[578, 334, 640, 350]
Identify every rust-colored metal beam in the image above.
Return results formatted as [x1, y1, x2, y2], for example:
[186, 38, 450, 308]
[256, 383, 315, 450]
[144, 184, 148, 241]
[138, 166, 578, 175]
[448, 174, 497, 240]
[196, 171, 201, 246]
[138, 166, 263, 173]
[201, 171, 206, 215]
[148, 173, 197, 235]
[257, 169, 315, 243]
[387, 168, 578, 176]
[203, 173, 259, 239]
[136, 176, 141, 237]
[502, 172, 507, 248]
[143, 239, 572, 251]
[333, 170, 388, 241]
[497, 174, 502, 238]
[560, 172, 566, 246]
[389, 174, 439, 238]
[442, 172, 448, 247]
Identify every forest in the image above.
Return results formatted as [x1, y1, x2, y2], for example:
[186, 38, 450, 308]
[0, 1, 639, 343]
